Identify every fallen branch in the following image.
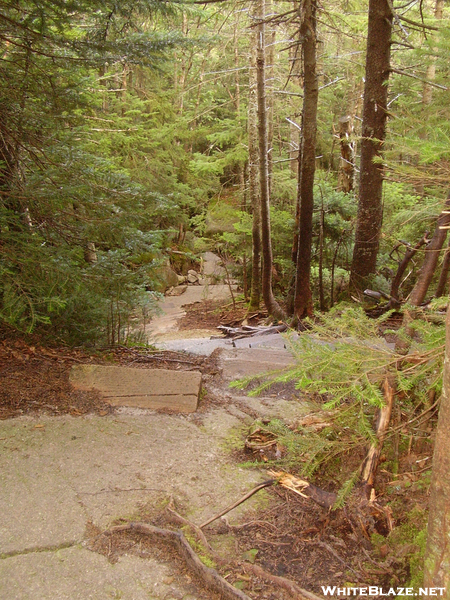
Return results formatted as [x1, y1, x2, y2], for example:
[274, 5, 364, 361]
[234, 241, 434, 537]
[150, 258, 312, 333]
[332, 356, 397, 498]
[217, 323, 287, 339]
[361, 374, 396, 496]
[200, 473, 337, 532]
[200, 480, 276, 529]
[102, 522, 251, 600]
[244, 563, 324, 600]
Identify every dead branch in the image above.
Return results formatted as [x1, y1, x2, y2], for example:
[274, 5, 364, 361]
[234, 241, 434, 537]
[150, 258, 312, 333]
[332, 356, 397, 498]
[269, 471, 337, 509]
[217, 323, 288, 338]
[200, 472, 338, 532]
[244, 563, 324, 600]
[361, 374, 396, 496]
[199, 480, 276, 529]
[102, 522, 252, 600]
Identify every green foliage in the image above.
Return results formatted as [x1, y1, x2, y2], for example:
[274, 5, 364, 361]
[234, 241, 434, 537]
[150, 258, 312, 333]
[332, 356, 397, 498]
[0, 0, 188, 344]
[232, 304, 445, 493]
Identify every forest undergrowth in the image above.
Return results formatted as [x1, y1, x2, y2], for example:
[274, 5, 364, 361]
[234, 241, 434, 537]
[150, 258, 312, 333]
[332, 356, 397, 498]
[222, 302, 443, 593]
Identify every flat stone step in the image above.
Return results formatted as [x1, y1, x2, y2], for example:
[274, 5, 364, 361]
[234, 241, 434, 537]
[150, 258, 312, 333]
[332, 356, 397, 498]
[218, 348, 294, 381]
[70, 365, 201, 413]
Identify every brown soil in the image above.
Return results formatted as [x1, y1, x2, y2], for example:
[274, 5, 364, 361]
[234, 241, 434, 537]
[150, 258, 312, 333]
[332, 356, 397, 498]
[0, 337, 210, 420]
[178, 299, 268, 331]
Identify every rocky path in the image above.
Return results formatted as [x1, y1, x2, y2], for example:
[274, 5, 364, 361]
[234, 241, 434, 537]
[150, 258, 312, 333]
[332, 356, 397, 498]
[0, 253, 306, 600]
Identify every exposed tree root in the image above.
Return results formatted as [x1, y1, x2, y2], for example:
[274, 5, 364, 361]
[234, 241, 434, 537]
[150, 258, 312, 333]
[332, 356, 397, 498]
[102, 522, 252, 600]
[244, 563, 324, 600]
[166, 499, 219, 558]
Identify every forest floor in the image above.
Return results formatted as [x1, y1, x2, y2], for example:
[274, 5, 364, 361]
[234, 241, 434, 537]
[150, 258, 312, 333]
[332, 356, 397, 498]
[0, 286, 430, 599]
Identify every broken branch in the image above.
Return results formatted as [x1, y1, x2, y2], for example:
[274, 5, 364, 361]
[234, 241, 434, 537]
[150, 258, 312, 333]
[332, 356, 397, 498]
[199, 480, 276, 529]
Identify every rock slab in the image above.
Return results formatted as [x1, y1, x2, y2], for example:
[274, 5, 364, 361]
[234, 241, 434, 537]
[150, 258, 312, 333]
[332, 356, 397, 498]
[70, 365, 201, 412]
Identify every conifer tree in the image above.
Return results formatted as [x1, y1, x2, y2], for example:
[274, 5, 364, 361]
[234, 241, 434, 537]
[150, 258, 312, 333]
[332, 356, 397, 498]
[349, 0, 393, 292]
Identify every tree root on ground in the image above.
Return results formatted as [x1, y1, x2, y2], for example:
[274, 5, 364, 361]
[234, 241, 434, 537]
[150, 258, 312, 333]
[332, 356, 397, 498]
[101, 522, 252, 600]
[243, 563, 324, 600]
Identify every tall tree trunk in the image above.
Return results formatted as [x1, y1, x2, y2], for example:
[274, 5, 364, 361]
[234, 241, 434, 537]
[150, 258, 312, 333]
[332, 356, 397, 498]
[409, 194, 450, 306]
[255, 0, 285, 320]
[265, 0, 275, 194]
[293, 0, 318, 321]
[349, 0, 393, 292]
[424, 303, 450, 594]
[248, 4, 262, 311]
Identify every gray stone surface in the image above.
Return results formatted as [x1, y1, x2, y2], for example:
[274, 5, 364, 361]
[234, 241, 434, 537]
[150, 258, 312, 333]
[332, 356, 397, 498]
[157, 331, 296, 357]
[218, 347, 294, 381]
[0, 414, 261, 550]
[0, 251, 307, 599]
[70, 365, 202, 413]
[0, 546, 191, 600]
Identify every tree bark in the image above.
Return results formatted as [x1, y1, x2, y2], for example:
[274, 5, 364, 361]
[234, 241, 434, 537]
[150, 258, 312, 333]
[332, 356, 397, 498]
[293, 0, 318, 321]
[424, 304, 450, 594]
[389, 235, 429, 308]
[248, 3, 262, 311]
[349, 0, 393, 292]
[255, 0, 285, 320]
[409, 193, 450, 306]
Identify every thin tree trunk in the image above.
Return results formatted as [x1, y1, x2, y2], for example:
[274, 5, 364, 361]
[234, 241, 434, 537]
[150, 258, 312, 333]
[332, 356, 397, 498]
[318, 200, 326, 311]
[337, 116, 354, 193]
[293, 0, 318, 321]
[349, 0, 393, 292]
[389, 234, 429, 307]
[409, 193, 450, 306]
[265, 0, 275, 194]
[248, 4, 261, 311]
[424, 304, 450, 594]
[255, 0, 285, 320]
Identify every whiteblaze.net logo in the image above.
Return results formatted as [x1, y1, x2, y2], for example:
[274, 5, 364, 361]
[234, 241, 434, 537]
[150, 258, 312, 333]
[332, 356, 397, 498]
[321, 587, 446, 597]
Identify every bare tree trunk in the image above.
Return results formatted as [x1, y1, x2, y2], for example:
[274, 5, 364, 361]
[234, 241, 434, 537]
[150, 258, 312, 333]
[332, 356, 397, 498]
[255, 0, 285, 320]
[293, 0, 318, 321]
[318, 200, 326, 311]
[234, 23, 249, 302]
[409, 193, 450, 306]
[389, 234, 429, 307]
[248, 4, 261, 312]
[349, 0, 393, 292]
[424, 304, 450, 595]
[337, 116, 354, 193]
[265, 0, 275, 194]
